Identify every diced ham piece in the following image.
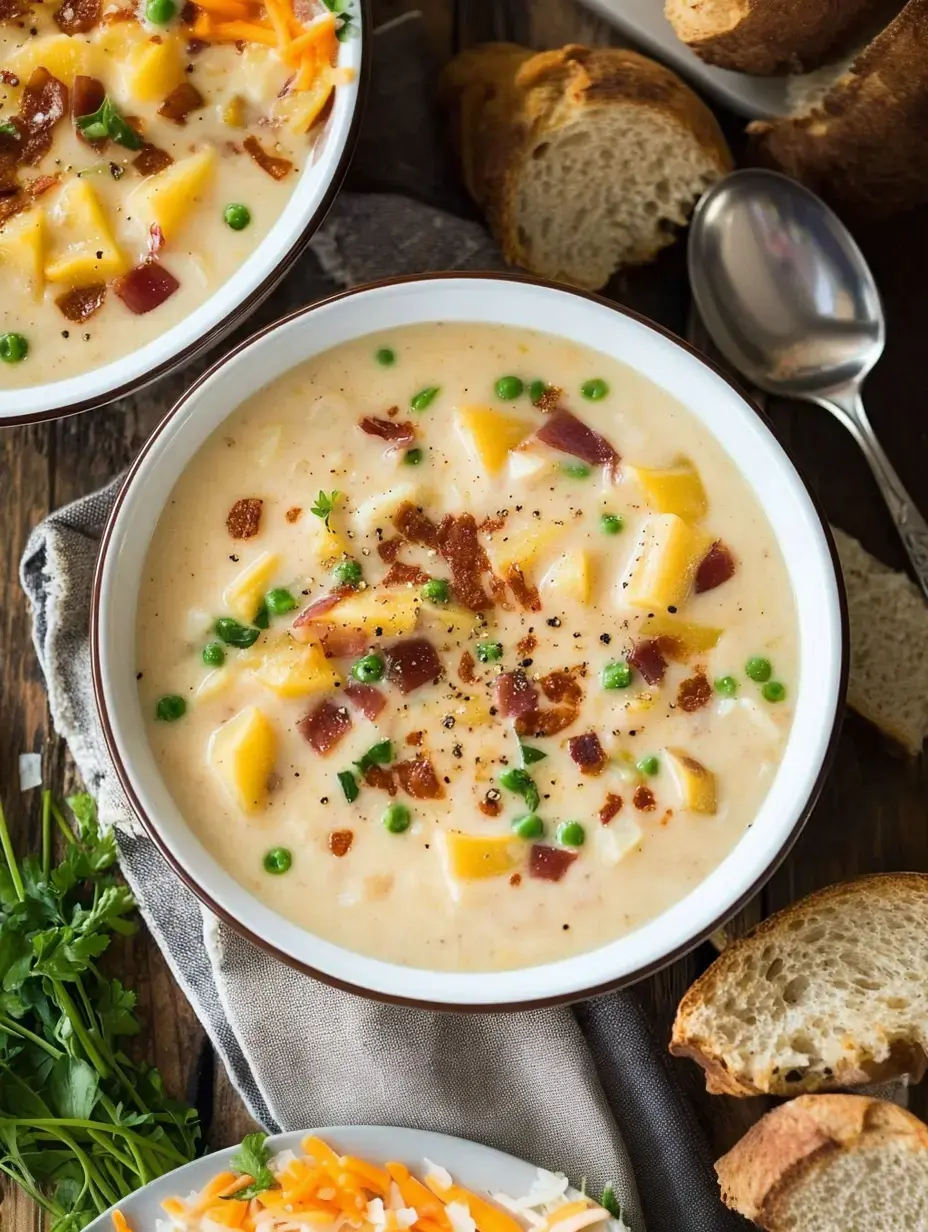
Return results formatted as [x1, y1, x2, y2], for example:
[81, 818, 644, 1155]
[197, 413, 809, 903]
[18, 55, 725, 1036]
[17, 69, 69, 166]
[291, 588, 354, 643]
[383, 561, 429, 588]
[395, 757, 444, 800]
[535, 409, 620, 475]
[695, 541, 736, 593]
[54, 0, 101, 35]
[343, 683, 386, 721]
[243, 134, 293, 180]
[112, 261, 180, 315]
[628, 639, 667, 686]
[568, 732, 606, 775]
[677, 669, 712, 713]
[157, 81, 205, 124]
[529, 845, 578, 882]
[359, 417, 415, 450]
[320, 628, 368, 659]
[495, 669, 538, 719]
[600, 793, 623, 824]
[134, 143, 173, 176]
[225, 497, 262, 539]
[385, 638, 443, 694]
[298, 700, 351, 755]
[55, 283, 106, 324]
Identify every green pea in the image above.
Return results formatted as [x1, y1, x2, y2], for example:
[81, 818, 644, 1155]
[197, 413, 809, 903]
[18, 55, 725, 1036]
[214, 617, 260, 648]
[600, 513, 623, 535]
[557, 821, 586, 848]
[145, 0, 176, 20]
[561, 462, 592, 479]
[383, 802, 411, 834]
[762, 680, 787, 703]
[581, 378, 609, 401]
[410, 386, 440, 412]
[263, 846, 292, 875]
[375, 347, 396, 367]
[265, 587, 298, 616]
[602, 660, 632, 690]
[746, 656, 772, 683]
[512, 814, 544, 840]
[252, 602, 270, 630]
[332, 559, 363, 587]
[421, 577, 451, 605]
[528, 379, 548, 405]
[223, 203, 251, 231]
[202, 642, 225, 668]
[715, 675, 738, 697]
[637, 755, 660, 777]
[351, 653, 384, 684]
[156, 694, 186, 722]
[476, 640, 503, 663]
[495, 375, 524, 400]
[0, 333, 28, 364]
[404, 447, 424, 466]
[337, 770, 359, 803]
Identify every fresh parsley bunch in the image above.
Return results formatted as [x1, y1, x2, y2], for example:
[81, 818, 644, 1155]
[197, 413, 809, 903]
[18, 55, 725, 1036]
[0, 791, 200, 1231]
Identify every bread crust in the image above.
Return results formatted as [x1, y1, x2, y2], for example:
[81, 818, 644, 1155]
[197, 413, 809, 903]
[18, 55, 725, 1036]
[438, 43, 732, 287]
[747, 0, 928, 219]
[716, 1094, 928, 1226]
[670, 873, 928, 1095]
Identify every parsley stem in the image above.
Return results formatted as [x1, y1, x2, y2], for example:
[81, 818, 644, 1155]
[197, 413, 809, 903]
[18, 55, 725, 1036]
[0, 797, 25, 902]
[41, 788, 52, 880]
[0, 1117, 189, 1162]
[50, 980, 111, 1078]
[50, 798, 78, 845]
[0, 1161, 63, 1217]
[0, 1012, 64, 1059]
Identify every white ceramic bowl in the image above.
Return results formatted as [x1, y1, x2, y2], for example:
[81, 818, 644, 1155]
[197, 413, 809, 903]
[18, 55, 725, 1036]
[92, 274, 847, 1010]
[0, 6, 368, 426]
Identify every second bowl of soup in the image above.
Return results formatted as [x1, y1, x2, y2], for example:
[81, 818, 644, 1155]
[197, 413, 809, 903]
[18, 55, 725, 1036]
[93, 275, 845, 1007]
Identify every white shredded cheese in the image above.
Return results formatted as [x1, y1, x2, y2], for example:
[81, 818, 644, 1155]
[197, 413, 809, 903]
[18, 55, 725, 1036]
[445, 1203, 477, 1232]
[422, 1160, 453, 1191]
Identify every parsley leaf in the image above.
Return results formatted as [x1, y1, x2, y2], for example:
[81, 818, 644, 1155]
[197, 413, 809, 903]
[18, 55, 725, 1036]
[322, 0, 356, 40]
[600, 1185, 623, 1221]
[225, 1131, 278, 1199]
[0, 120, 19, 139]
[74, 96, 142, 150]
[354, 740, 393, 774]
[310, 489, 340, 529]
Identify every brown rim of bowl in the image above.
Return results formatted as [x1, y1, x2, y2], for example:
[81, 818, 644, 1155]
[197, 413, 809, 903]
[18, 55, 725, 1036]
[0, 0, 372, 429]
[90, 271, 850, 1012]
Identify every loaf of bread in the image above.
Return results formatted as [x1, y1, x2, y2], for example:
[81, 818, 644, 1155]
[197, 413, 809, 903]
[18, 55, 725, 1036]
[438, 44, 732, 291]
[716, 1095, 928, 1230]
[670, 873, 928, 1096]
[748, 0, 928, 219]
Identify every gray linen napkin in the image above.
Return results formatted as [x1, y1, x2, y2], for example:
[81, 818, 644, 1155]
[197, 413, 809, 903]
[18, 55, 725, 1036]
[19, 16, 746, 1232]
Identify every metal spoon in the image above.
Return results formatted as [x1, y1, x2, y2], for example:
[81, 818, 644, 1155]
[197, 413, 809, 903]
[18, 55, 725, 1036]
[688, 167, 928, 600]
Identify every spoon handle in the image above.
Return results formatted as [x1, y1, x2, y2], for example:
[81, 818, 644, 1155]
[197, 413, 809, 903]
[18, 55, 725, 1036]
[822, 390, 928, 602]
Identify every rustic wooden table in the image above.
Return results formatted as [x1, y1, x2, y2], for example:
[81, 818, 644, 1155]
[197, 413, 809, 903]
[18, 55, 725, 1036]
[3, 0, 928, 1227]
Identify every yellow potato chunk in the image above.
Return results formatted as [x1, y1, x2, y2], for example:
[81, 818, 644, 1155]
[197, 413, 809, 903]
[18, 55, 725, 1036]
[251, 639, 339, 698]
[273, 69, 334, 134]
[307, 517, 351, 568]
[633, 461, 708, 522]
[488, 525, 560, 576]
[124, 35, 186, 103]
[222, 94, 248, 129]
[129, 146, 216, 243]
[317, 589, 420, 636]
[0, 207, 44, 299]
[442, 833, 522, 881]
[6, 34, 89, 87]
[354, 483, 427, 534]
[540, 550, 592, 604]
[208, 706, 277, 814]
[665, 748, 717, 815]
[624, 514, 713, 611]
[44, 180, 126, 286]
[455, 405, 534, 476]
[196, 668, 232, 701]
[639, 614, 722, 656]
[223, 551, 280, 623]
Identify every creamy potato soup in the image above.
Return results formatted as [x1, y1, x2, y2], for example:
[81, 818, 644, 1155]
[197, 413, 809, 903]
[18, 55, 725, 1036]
[0, 0, 352, 385]
[138, 323, 798, 972]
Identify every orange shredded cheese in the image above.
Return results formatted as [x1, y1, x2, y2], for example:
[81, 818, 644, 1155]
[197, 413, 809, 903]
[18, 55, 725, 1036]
[112, 1211, 132, 1232]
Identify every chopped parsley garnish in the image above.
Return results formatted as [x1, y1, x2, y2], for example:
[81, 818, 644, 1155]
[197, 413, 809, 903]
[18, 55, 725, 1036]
[354, 740, 393, 774]
[322, 0, 356, 41]
[600, 1184, 623, 1221]
[519, 743, 547, 766]
[499, 767, 540, 813]
[225, 1132, 278, 1200]
[310, 489, 340, 529]
[0, 119, 19, 139]
[337, 770, 359, 803]
[75, 96, 143, 150]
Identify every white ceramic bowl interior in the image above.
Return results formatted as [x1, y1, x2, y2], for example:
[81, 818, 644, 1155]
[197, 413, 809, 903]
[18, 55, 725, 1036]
[0, 11, 364, 424]
[95, 276, 844, 1008]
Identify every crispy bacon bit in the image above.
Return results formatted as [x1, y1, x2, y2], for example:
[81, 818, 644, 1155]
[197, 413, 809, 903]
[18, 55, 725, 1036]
[29, 174, 60, 199]
[438, 513, 493, 611]
[394, 501, 439, 550]
[506, 564, 541, 612]
[515, 668, 583, 737]
[291, 587, 352, 639]
[406, 730, 423, 747]
[158, 81, 205, 124]
[383, 561, 429, 588]
[633, 784, 657, 812]
[395, 756, 444, 800]
[568, 732, 606, 775]
[18, 69, 69, 166]
[321, 628, 368, 659]
[285, 506, 302, 523]
[386, 638, 443, 694]
[377, 537, 402, 564]
[541, 670, 583, 705]
[54, 0, 100, 35]
[678, 668, 712, 713]
[343, 683, 386, 721]
[510, 872, 522, 887]
[133, 142, 174, 176]
[112, 261, 180, 315]
[55, 283, 106, 324]
[226, 497, 262, 539]
[359, 416, 415, 450]
[535, 409, 619, 475]
[101, 4, 136, 20]
[536, 386, 562, 413]
[600, 793, 623, 825]
[517, 633, 537, 656]
[487, 573, 512, 610]
[243, 134, 293, 180]
[495, 669, 538, 719]
[480, 515, 506, 534]
[327, 829, 353, 858]
[458, 650, 477, 685]
[529, 845, 578, 882]
[628, 639, 667, 686]
[695, 541, 736, 593]
[186, 36, 208, 54]
[298, 700, 351, 755]
[147, 222, 165, 256]
[363, 764, 396, 795]
[72, 76, 106, 148]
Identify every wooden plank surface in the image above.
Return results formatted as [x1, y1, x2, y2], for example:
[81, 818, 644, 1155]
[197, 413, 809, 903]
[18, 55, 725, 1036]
[2, 0, 927, 1226]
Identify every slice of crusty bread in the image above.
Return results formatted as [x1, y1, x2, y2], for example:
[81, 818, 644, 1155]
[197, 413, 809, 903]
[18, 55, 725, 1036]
[716, 1095, 928, 1230]
[664, 0, 895, 75]
[748, 0, 928, 219]
[438, 43, 732, 291]
[832, 527, 928, 755]
[670, 874, 928, 1096]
